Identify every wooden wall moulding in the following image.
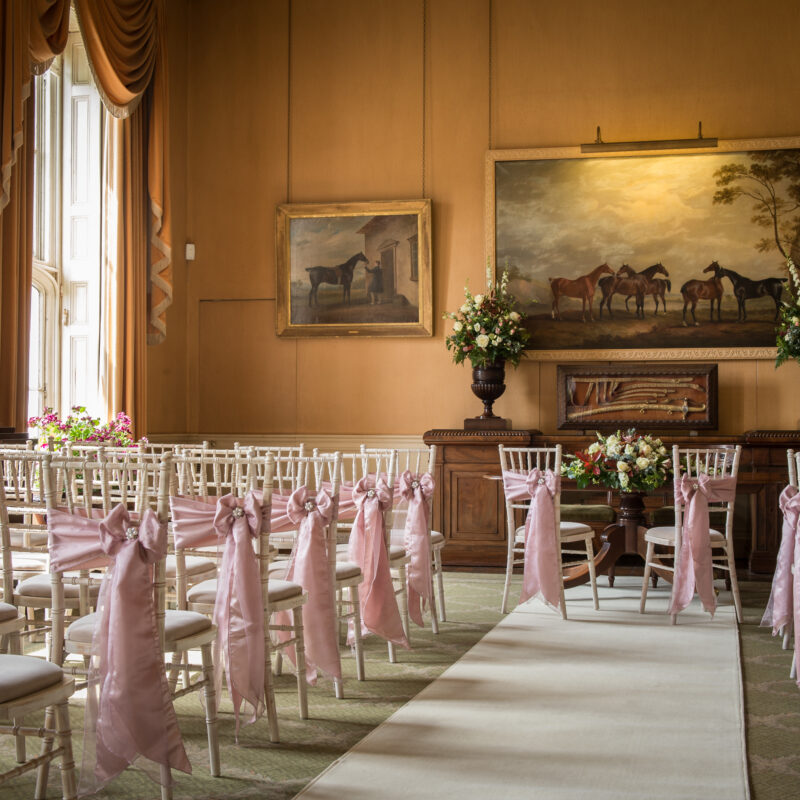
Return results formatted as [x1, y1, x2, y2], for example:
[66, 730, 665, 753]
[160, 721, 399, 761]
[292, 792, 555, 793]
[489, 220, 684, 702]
[556, 363, 718, 431]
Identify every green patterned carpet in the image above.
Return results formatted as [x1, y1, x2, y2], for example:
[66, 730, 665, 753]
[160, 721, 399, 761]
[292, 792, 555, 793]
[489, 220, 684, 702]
[2, 573, 797, 799]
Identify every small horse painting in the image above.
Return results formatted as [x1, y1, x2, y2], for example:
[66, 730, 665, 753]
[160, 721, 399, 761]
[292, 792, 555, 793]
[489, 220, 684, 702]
[711, 261, 786, 322]
[680, 263, 724, 326]
[306, 252, 368, 306]
[549, 263, 614, 322]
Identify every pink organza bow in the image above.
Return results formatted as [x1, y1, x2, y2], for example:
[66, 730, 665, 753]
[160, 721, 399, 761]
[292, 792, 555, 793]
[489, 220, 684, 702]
[274, 486, 342, 683]
[668, 473, 737, 617]
[502, 469, 562, 612]
[48, 505, 191, 791]
[212, 493, 266, 734]
[348, 476, 409, 648]
[761, 485, 800, 636]
[399, 471, 435, 627]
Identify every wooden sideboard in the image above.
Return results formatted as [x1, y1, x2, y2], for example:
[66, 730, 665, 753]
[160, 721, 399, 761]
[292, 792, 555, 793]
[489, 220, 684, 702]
[423, 428, 800, 573]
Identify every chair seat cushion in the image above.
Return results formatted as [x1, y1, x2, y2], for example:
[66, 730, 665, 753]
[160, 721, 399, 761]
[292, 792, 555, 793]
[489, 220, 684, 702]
[560, 504, 616, 524]
[16, 573, 100, 600]
[514, 520, 593, 542]
[188, 577, 303, 605]
[645, 526, 725, 545]
[66, 609, 213, 646]
[649, 506, 728, 526]
[389, 529, 444, 547]
[0, 654, 63, 704]
[0, 602, 19, 622]
[336, 561, 361, 580]
[165, 554, 216, 579]
[388, 544, 406, 560]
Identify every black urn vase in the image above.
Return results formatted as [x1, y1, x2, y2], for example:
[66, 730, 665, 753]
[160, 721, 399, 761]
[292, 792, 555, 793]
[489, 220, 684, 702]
[470, 361, 506, 419]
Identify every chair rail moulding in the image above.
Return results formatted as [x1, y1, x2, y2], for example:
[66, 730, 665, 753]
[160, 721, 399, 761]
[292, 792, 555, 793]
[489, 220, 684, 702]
[484, 135, 800, 361]
[275, 199, 433, 338]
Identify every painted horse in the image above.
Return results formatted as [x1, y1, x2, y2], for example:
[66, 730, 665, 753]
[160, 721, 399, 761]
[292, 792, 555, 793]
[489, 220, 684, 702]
[711, 261, 786, 322]
[549, 262, 614, 322]
[306, 252, 368, 306]
[597, 264, 649, 319]
[680, 263, 724, 326]
[621, 263, 670, 315]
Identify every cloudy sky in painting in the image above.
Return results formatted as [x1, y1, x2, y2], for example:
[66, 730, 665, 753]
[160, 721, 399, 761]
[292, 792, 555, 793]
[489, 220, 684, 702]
[289, 216, 373, 282]
[495, 152, 792, 304]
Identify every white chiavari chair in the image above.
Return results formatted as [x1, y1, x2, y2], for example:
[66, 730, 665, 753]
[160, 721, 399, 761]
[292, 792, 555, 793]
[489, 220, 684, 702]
[42, 451, 220, 797]
[640, 444, 742, 624]
[332, 450, 408, 663]
[499, 445, 600, 618]
[172, 449, 309, 732]
[362, 445, 442, 633]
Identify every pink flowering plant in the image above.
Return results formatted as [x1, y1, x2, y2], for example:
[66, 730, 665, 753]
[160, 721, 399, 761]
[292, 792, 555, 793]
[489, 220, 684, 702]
[561, 429, 672, 493]
[27, 406, 144, 450]
[443, 268, 530, 368]
[776, 257, 800, 368]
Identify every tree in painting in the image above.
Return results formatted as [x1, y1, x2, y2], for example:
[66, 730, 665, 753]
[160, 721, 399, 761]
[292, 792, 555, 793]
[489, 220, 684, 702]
[713, 150, 800, 260]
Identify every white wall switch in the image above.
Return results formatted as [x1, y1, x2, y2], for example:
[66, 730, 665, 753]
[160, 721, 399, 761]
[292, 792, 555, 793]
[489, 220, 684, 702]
[185, 242, 196, 261]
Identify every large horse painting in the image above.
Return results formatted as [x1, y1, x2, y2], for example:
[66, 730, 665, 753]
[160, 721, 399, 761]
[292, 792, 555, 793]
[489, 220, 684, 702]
[487, 137, 800, 358]
[275, 200, 432, 338]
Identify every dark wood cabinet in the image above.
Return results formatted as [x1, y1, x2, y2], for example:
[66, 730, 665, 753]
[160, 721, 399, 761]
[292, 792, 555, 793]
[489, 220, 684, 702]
[424, 428, 800, 574]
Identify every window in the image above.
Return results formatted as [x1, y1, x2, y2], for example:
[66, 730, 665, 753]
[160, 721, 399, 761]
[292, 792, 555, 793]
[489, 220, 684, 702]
[29, 24, 103, 426]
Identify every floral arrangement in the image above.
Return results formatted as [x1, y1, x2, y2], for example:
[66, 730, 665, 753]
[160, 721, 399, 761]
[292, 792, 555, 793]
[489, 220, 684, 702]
[776, 256, 800, 368]
[27, 406, 145, 451]
[443, 268, 530, 368]
[561, 429, 672, 493]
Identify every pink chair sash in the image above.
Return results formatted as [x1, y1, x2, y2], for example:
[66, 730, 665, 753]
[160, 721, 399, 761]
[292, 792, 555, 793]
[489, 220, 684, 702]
[761, 484, 800, 635]
[348, 476, 409, 648]
[265, 488, 298, 533]
[399, 470, 434, 627]
[170, 492, 266, 735]
[273, 486, 342, 683]
[48, 505, 191, 790]
[668, 474, 737, 617]
[502, 469, 562, 612]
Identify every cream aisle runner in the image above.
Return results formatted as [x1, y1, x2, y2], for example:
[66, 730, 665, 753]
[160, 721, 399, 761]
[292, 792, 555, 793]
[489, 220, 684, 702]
[296, 577, 749, 800]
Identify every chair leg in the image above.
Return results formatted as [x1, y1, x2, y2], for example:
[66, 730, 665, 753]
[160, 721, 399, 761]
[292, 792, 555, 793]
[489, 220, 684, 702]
[350, 585, 365, 681]
[14, 719, 25, 763]
[640, 541, 655, 614]
[783, 621, 793, 650]
[263, 639, 280, 744]
[428, 566, 440, 635]
[34, 706, 55, 800]
[434, 548, 447, 622]
[167, 650, 183, 693]
[388, 640, 397, 663]
[54, 700, 77, 800]
[160, 765, 173, 800]
[725, 544, 743, 624]
[585, 535, 599, 611]
[397, 562, 410, 640]
[199, 643, 220, 777]
[501, 540, 515, 614]
[292, 606, 309, 720]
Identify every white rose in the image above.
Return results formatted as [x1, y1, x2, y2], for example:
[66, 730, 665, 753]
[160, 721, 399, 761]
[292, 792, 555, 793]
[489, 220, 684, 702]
[476, 333, 490, 348]
[460, 303, 471, 314]
[473, 323, 481, 332]
[474, 294, 484, 306]
[606, 435, 619, 446]
[607, 444, 621, 457]
[620, 473, 630, 488]
[658, 446, 667, 455]
[509, 311, 521, 322]
[452, 320, 463, 332]
[639, 443, 652, 455]
[635, 457, 649, 469]
[617, 461, 630, 472]
[624, 444, 635, 455]
[587, 442, 600, 454]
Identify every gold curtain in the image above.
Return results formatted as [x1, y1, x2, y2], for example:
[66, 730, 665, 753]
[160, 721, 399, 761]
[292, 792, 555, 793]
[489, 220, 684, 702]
[75, 0, 171, 435]
[0, 0, 68, 430]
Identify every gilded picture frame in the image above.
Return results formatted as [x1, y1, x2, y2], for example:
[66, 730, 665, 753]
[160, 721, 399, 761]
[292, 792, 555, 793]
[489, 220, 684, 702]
[485, 136, 800, 360]
[276, 199, 433, 338]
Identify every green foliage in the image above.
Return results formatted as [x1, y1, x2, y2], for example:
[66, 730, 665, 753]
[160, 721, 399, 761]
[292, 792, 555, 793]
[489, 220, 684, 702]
[776, 258, 800, 369]
[561, 429, 672, 493]
[27, 406, 144, 450]
[443, 269, 530, 368]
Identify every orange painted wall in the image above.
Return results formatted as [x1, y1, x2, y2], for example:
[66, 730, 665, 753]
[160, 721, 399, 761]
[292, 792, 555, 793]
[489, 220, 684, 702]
[148, 0, 800, 436]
